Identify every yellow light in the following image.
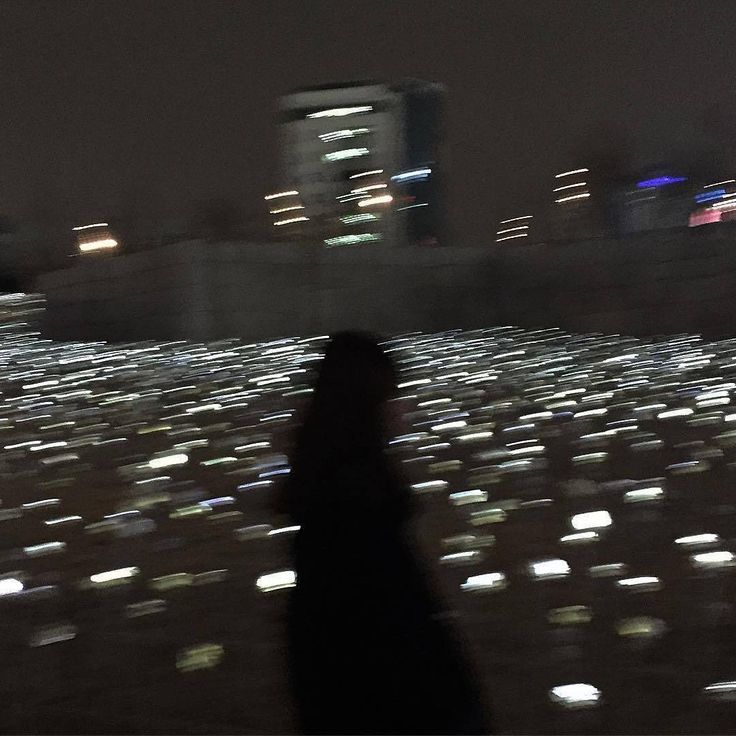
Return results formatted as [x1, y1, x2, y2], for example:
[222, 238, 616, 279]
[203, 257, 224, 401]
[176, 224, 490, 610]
[79, 238, 118, 252]
[358, 194, 393, 208]
[264, 190, 299, 200]
[274, 216, 309, 226]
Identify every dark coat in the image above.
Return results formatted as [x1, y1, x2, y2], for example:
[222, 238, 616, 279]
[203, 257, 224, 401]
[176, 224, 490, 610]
[286, 453, 489, 735]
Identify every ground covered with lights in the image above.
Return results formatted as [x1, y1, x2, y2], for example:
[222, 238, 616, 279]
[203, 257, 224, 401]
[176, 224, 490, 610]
[3, 302, 736, 733]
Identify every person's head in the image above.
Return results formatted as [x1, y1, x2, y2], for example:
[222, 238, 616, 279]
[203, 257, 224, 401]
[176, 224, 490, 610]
[307, 331, 398, 450]
[280, 332, 400, 519]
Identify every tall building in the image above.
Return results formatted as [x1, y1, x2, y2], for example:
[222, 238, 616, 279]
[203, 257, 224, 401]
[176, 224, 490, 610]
[275, 79, 445, 247]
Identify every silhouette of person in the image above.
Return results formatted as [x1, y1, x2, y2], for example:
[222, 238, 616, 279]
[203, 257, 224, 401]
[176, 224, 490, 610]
[279, 332, 490, 735]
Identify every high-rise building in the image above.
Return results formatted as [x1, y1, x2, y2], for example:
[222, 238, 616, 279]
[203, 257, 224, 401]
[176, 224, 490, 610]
[275, 79, 445, 247]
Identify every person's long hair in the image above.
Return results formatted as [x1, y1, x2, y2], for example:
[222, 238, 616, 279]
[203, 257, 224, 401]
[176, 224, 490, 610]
[280, 332, 398, 522]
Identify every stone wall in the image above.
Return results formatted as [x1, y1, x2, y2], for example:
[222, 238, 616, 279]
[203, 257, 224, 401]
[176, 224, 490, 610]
[34, 224, 736, 343]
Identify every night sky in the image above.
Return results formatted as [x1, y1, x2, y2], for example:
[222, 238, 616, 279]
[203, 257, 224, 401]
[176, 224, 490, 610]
[2, 0, 736, 242]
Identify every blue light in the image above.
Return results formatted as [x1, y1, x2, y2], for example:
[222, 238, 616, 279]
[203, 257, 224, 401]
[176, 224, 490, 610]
[636, 176, 687, 189]
[391, 168, 431, 183]
[695, 189, 726, 203]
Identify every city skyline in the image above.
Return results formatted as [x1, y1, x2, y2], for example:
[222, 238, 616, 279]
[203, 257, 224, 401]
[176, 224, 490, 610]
[2, 1, 736, 244]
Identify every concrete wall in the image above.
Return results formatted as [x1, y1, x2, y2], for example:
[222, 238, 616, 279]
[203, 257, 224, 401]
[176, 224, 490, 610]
[35, 224, 736, 343]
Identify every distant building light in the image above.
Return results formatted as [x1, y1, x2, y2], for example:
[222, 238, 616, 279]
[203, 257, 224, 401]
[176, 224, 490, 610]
[396, 202, 429, 211]
[324, 233, 382, 247]
[351, 183, 388, 194]
[553, 182, 587, 192]
[322, 148, 370, 162]
[496, 232, 529, 243]
[704, 179, 735, 188]
[264, 190, 299, 201]
[690, 209, 722, 228]
[72, 222, 109, 231]
[496, 225, 529, 235]
[695, 189, 725, 204]
[319, 128, 370, 142]
[273, 216, 309, 227]
[358, 194, 393, 208]
[270, 205, 305, 214]
[349, 169, 384, 179]
[307, 106, 373, 119]
[499, 215, 533, 225]
[391, 168, 431, 183]
[79, 238, 118, 253]
[636, 176, 687, 189]
[339, 213, 380, 224]
[555, 168, 589, 179]
[555, 192, 591, 204]
[336, 193, 372, 203]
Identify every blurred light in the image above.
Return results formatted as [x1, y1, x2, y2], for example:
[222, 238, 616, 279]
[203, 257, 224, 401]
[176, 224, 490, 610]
[391, 168, 431, 183]
[690, 208, 722, 227]
[449, 489, 488, 505]
[461, 572, 507, 592]
[499, 215, 533, 224]
[274, 216, 309, 226]
[0, 578, 23, 596]
[319, 127, 370, 142]
[497, 225, 528, 235]
[624, 486, 663, 503]
[549, 683, 601, 708]
[358, 195, 393, 208]
[307, 106, 372, 118]
[675, 533, 720, 547]
[704, 180, 735, 188]
[177, 643, 224, 672]
[256, 570, 296, 592]
[691, 550, 736, 568]
[79, 239, 118, 252]
[556, 193, 591, 204]
[269, 205, 304, 214]
[553, 182, 587, 192]
[349, 169, 384, 179]
[324, 233, 382, 247]
[616, 576, 661, 590]
[560, 531, 599, 544]
[72, 223, 109, 231]
[264, 191, 299, 200]
[636, 176, 686, 188]
[571, 510, 612, 530]
[496, 232, 528, 242]
[695, 189, 725, 203]
[528, 559, 570, 579]
[396, 202, 429, 211]
[340, 214, 379, 224]
[90, 566, 139, 584]
[149, 453, 188, 469]
[555, 168, 589, 179]
[322, 148, 369, 162]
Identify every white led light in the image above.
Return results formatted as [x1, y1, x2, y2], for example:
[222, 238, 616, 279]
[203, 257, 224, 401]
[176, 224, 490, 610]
[148, 453, 188, 469]
[528, 559, 571, 579]
[90, 566, 139, 584]
[571, 510, 612, 530]
[256, 570, 296, 592]
[460, 572, 507, 592]
[549, 683, 601, 708]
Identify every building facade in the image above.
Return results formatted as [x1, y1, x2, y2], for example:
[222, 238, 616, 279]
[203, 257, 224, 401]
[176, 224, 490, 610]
[274, 79, 445, 247]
